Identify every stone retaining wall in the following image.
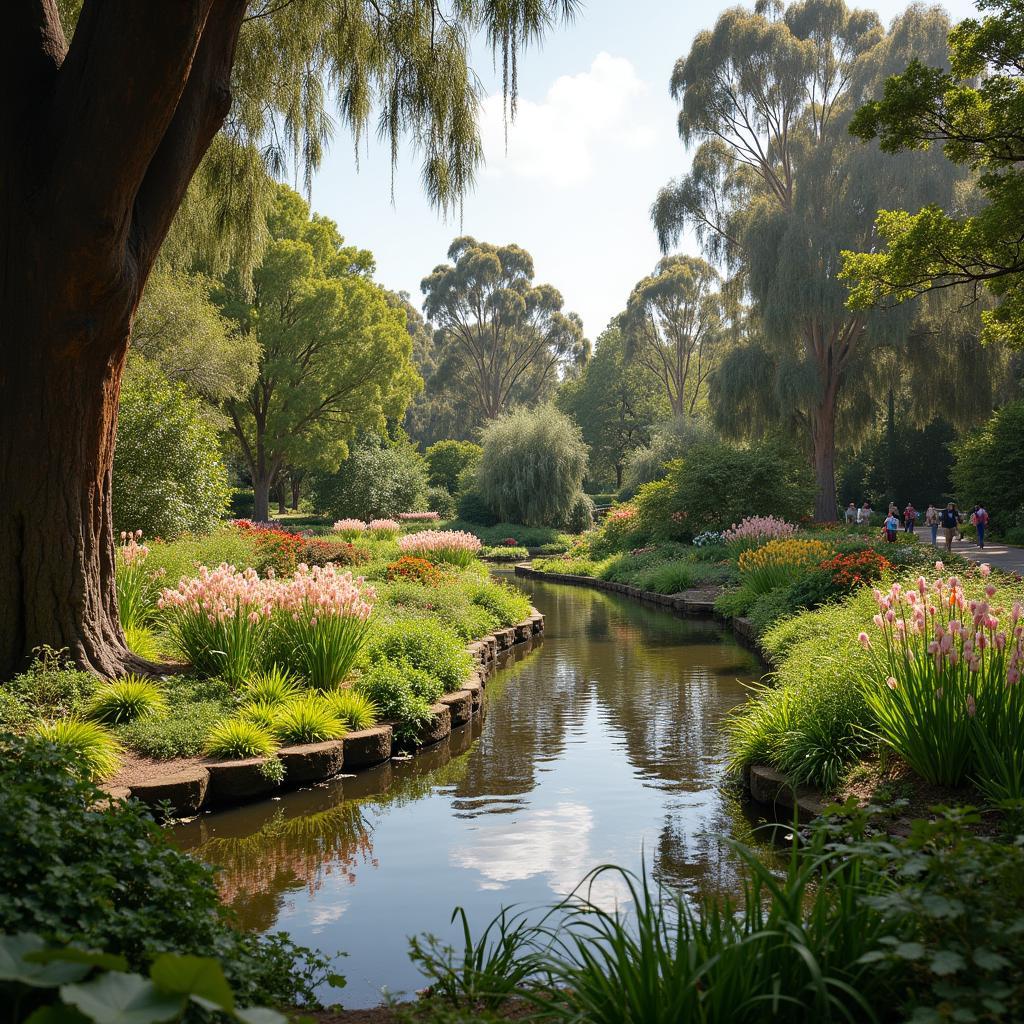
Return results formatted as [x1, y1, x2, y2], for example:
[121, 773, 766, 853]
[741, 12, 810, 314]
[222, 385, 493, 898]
[118, 610, 545, 818]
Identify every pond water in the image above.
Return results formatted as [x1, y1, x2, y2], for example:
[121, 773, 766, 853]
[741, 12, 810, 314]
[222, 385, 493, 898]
[172, 574, 776, 1008]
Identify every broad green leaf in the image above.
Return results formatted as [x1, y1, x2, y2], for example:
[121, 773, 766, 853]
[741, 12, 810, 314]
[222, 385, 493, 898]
[972, 947, 1010, 971]
[61, 972, 187, 1024]
[893, 941, 926, 961]
[28, 948, 129, 973]
[234, 1007, 288, 1024]
[0, 935, 89, 988]
[325, 972, 347, 990]
[929, 949, 967, 976]
[149, 954, 233, 1010]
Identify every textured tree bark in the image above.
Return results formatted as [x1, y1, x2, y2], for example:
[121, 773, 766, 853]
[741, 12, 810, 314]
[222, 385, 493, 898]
[252, 477, 272, 524]
[811, 396, 839, 523]
[0, 0, 247, 677]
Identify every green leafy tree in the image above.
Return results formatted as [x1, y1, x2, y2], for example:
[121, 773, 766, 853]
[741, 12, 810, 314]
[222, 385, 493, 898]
[425, 440, 482, 494]
[653, 1, 963, 521]
[623, 255, 724, 417]
[841, 0, 1024, 347]
[113, 360, 230, 539]
[1, 0, 575, 678]
[311, 435, 428, 520]
[421, 237, 588, 422]
[476, 406, 588, 526]
[951, 401, 1024, 536]
[219, 186, 420, 522]
[557, 325, 668, 490]
[132, 266, 259, 404]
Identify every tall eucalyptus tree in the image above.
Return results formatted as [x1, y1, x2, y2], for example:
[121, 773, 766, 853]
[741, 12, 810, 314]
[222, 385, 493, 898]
[421, 237, 588, 422]
[0, 0, 578, 677]
[653, 0, 962, 520]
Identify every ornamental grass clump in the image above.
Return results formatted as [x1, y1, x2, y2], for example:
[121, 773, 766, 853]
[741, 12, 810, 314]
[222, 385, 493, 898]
[239, 666, 304, 706]
[204, 718, 279, 759]
[271, 565, 375, 689]
[85, 675, 167, 725]
[398, 529, 482, 568]
[273, 695, 346, 744]
[319, 688, 379, 731]
[722, 515, 797, 553]
[32, 719, 121, 781]
[397, 511, 440, 522]
[367, 518, 400, 539]
[738, 538, 832, 595]
[861, 564, 1024, 793]
[158, 564, 275, 685]
[332, 519, 366, 540]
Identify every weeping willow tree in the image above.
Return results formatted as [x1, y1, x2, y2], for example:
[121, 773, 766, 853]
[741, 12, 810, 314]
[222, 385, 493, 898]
[653, 0, 964, 520]
[1, 0, 578, 677]
[622, 254, 725, 418]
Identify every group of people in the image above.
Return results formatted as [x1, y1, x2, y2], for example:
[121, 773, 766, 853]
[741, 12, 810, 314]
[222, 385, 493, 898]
[844, 500, 988, 552]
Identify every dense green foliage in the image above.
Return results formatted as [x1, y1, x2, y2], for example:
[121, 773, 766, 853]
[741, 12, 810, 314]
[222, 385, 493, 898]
[0, 737, 329, 1008]
[951, 400, 1024, 536]
[113, 360, 230, 539]
[426, 440, 482, 494]
[842, 0, 1024, 347]
[476, 406, 589, 528]
[632, 439, 815, 538]
[312, 436, 429, 520]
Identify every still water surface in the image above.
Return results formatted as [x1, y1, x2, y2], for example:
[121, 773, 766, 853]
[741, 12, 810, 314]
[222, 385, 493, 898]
[173, 575, 772, 1007]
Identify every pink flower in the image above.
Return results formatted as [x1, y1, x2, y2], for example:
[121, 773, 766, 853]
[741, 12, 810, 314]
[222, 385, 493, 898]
[966, 694, 977, 717]
[980, 563, 992, 577]
[935, 561, 944, 572]
[858, 632, 871, 650]
[886, 676, 898, 689]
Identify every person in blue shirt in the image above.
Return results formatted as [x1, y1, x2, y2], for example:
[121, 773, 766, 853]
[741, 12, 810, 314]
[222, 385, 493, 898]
[884, 511, 900, 542]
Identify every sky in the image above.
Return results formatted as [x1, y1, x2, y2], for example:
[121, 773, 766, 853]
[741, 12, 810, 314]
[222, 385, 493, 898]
[308, 0, 981, 343]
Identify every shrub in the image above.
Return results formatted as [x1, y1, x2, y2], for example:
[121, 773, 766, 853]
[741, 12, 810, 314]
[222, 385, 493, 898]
[588, 503, 644, 557]
[367, 619, 471, 693]
[455, 485, 500, 526]
[113, 359, 230, 539]
[398, 528, 482, 567]
[312, 437, 428, 520]
[85, 676, 167, 725]
[426, 485, 457, 518]
[819, 548, 892, 590]
[476, 406, 589, 527]
[355, 660, 432, 727]
[426, 440, 483, 493]
[398, 510, 442, 522]
[0, 735, 329, 1007]
[738, 538, 832, 595]
[480, 544, 530, 561]
[273, 696, 345, 744]
[239, 666, 304, 706]
[632, 439, 814, 540]
[635, 561, 695, 595]
[143, 527, 259, 588]
[561, 491, 595, 533]
[296, 536, 366, 569]
[205, 718, 280, 759]
[31, 719, 121, 781]
[320, 689, 378, 731]
[113, 676, 230, 758]
[619, 416, 718, 495]
[269, 565, 375, 688]
[230, 519, 306, 575]
[385, 556, 444, 586]
[469, 580, 532, 626]
[0, 647, 94, 730]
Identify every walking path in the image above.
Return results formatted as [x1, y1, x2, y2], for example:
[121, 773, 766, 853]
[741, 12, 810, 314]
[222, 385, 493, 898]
[912, 526, 1024, 575]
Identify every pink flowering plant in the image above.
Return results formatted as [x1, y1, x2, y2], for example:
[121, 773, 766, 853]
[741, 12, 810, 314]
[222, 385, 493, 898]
[860, 563, 1024, 795]
[115, 530, 163, 631]
[269, 565, 376, 689]
[721, 515, 797, 553]
[367, 518, 400, 540]
[332, 519, 366, 540]
[398, 529, 482, 568]
[398, 511, 440, 522]
[159, 564, 276, 684]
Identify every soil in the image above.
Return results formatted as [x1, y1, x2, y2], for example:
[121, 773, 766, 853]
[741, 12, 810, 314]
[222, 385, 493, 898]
[109, 751, 212, 789]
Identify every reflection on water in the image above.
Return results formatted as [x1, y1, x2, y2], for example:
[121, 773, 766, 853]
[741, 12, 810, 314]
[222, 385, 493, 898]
[173, 575, 774, 1007]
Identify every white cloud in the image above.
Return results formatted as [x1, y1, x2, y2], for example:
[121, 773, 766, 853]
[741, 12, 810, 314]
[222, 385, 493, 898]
[479, 53, 656, 187]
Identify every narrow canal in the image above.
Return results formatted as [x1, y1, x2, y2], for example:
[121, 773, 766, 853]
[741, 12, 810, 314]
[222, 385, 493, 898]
[173, 574, 773, 1008]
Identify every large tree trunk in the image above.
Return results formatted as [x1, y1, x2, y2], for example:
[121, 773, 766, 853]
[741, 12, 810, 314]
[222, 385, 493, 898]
[811, 394, 839, 522]
[290, 474, 302, 511]
[253, 476, 272, 524]
[0, 0, 247, 678]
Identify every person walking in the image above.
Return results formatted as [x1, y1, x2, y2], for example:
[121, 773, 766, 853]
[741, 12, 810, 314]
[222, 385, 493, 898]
[860, 501, 873, 526]
[925, 504, 939, 546]
[903, 502, 917, 533]
[844, 501, 857, 525]
[975, 504, 988, 549]
[884, 509, 900, 543]
[940, 502, 959, 553]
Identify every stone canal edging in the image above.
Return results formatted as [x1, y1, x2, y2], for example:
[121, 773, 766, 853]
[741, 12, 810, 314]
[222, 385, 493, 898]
[109, 610, 546, 817]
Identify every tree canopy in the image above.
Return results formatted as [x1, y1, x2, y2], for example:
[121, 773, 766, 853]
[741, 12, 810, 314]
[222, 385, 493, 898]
[421, 236, 588, 422]
[652, 0, 963, 520]
[840, 0, 1024, 348]
[218, 185, 420, 521]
